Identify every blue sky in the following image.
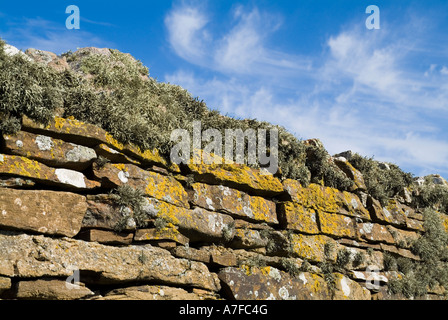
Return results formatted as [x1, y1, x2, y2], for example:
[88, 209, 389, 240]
[1, 1, 447, 179]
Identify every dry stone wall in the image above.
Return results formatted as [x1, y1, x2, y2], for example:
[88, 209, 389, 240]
[0, 115, 444, 300]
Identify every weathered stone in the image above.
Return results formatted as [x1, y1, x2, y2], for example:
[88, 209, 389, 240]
[25, 48, 69, 72]
[0, 154, 100, 190]
[357, 222, 395, 244]
[380, 243, 420, 261]
[134, 227, 189, 246]
[205, 246, 238, 267]
[277, 202, 319, 234]
[0, 188, 87, 237]
[0, 276, 11, 294]
[0, 176, 35, 188]
[318, 211, 359, 239]
[190, 183, 278, 224]
[4, 131, 97, 170]
[94, 143, 141, 165]
[93, 162, 189, 208]
[233, 219, 273, 230]
[22, 116, 167, 167]
[332, 273, 371, 300]
[0, 231, 220, 291]
[335, 245, 384, 270]
[334, 157, 367, 191]
[187, 150, 284, 197]
[289, 233, 338, 263]
[230, 228, 268, 249]
[143, 198, 235, 242]
[96, 285, 219, 300]
[14, 279, 94, 300]
[78, 229, 134, 245]
[406, 218, 424, 232]
[350, 270, 389, 285]
[83, 194, 132, 230]
[386, 225, 420, 249]
[368, 197, 407, 227]
[219, 266, 332, 300]
[283, 180, 370, 220]
[171, 246, 211, 264]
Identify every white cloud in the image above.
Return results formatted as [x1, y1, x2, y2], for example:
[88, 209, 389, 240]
[164, 5, 448, 179]
[164, 6, 209, 64]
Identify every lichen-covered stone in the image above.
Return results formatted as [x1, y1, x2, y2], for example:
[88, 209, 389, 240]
[0, 276, 11, 294]
[22, 115, 167, 167]
[0, 154, 100, 190]
[187, 150, 283, 196]
[0, 231, 220, 291]
[0, 176, 35, 188]
[0, 188, 87, 237]
[230, 228, 268, 249]
[94, 143, 141, 165]
[93, 162, 189, 208]
[134, 227, 189, 246]
[283, 180, 370, 220]
[318, 211, 359, 239]
[277, 202, 319, 234]
[332, 273, 371, 300]
[219, 266, 332, 300]
[289, 233, 338, 263]
[143, 198, 235, 242]
[190, 183, 278, 224]
[334, 157, 367, 191]
[357, 222, 395, 244]
[4, 131, 97, 170]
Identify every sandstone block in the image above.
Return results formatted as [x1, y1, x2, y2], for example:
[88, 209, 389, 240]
[0, 188, 87, 237]
[318, 211, 359, 239]
[289, 233, 338, 263]
[14, 279, 94, 300]
[143, 198, 235, 242]
[190, 183, 278, 224]
[97, 285, 219, 300]
[219, 266, 332, 300]
[0, 232, 220, 291]
[134, 227, 189, 246]
[283, 180, 370, 219]
[22, 115, 167, 167]
[0, 154, 100, 190]
[4, 131, 97, 170]
[277, 202, 319, 234]
[187, 150, 283, 197]
[93, 162, 189, 208]
[78, 229, 134, 245]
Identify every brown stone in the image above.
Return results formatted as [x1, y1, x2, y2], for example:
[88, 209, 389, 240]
[3, 131, 97, 170]
[171, 246, 211, 264]
[230, 228, 268, 249]
[83, 194, 133, 231]
[283, 180, 370, 220]
[277, 202, 319, 234]
[0, 176, 35, 188]
[22, 115, 167, 167]
[334, 157, 367, 191]
[0, 154, 100, 190]
[380, 243, 420, 261]
[332, 273, 371, 300]
[14, 279, 94, 300]
[0, 188, 87, 237]
[0, 276, 11, 294]
[190, 183, 278, 224]
[187, 150, 284, 197]
[143, 198, 235, 242]
[78, 229, 134, 245]
[219, 266, 332, 300]
[94, 144, 141, 165]
[25, 48, 70, 72]
[96, 285, 219, 300]
[357, 222, 395, 244]
[93, 162, 189, 208]
[134, 227, 189, 246]
[386, 225, 420, 249]
[0, 232, 220, 291]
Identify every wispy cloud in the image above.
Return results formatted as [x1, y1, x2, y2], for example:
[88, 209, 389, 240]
[164, 3, 448, 178]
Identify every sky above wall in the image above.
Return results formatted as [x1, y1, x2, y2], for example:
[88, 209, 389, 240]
[1, 0, 447, 179]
